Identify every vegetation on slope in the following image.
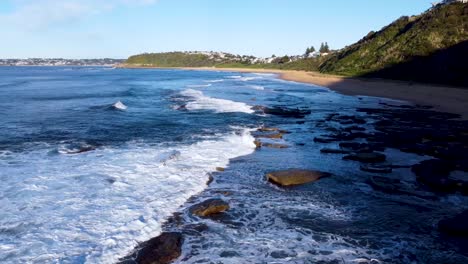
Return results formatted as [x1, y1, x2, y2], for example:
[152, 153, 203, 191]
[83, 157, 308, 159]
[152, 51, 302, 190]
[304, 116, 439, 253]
[126, 52, 218, 67]
[319, 2, 468, 79]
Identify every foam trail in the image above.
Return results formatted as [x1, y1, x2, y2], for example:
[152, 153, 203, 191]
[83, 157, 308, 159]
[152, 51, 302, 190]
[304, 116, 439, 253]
[180, 89, 254, 114]
[0, 129, 256, 263]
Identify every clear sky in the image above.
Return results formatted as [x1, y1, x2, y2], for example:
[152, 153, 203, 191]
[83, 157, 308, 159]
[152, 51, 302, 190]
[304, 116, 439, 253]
[0, 0, 433, 59]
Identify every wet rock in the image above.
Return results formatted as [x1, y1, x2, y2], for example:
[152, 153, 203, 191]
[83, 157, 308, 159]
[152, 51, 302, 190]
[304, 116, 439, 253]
[339, 142, 386, 152]
[165, 212, 184, 227]
[326, 132, 371, 141]
[360, 164, 393, 173]
[216, 167, 225, 172]
[330, 114, 366, 124]
[132, 232, 183, 264]
[449, 171, 468, 194]
[258, 127, 279, 132]
[438, 210, 468, 236]
[339, 142, 367, 150]
[220, 251, 241, 258]
[261, 143, 289, 149]
[343, 125, 367, 132]
[411, 159, 456, 192]
[206, 175, 214, 185]
[343, 152, 386, 163]
[263, 106, 311, 118]
[369, 176, 401, 193]
[182, 223, 209, 235]
[266, 169, 331, 186]
[60, 144, 96, 155]
[320, 148, 351, 154]
[313, 137, 336, 143]
[254, 132, 283, 139]
[368, 176, 436, 199]
[253, 140, 262, 148]
[189, 199, 230, 217]
[270, 250, 297, 259]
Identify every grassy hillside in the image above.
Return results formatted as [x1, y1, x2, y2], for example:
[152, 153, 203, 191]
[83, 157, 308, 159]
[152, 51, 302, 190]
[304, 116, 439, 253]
[126, 52, 218, 67]
[319, 2, 468, 84]
[125, 52, 323, 71]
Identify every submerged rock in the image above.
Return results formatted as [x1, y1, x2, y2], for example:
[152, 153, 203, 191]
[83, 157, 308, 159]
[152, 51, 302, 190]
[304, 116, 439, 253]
[412, 159, 456, 192]
[360, 164, 393, 173]
[320, 148, 351, 154]
[261, 143, 289, 149]
[368, 176, 401, 193]
[368, 176, 436, 199]
[132, 232, 183, 264]
[438, 210, 468, 236]
[313, 137, 336, 143]
[189, 199, 230, 217]
[263, 106, 311, 118]
[343, 152, 387, 163]
[266, 169, 331, 186]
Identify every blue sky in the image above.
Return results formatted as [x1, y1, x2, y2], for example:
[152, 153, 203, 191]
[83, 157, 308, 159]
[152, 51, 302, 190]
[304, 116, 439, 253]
[0, 0, 432, 59]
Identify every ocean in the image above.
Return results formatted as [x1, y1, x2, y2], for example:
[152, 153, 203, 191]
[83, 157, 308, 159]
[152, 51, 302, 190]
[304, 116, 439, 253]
[0, 67, 466, 263]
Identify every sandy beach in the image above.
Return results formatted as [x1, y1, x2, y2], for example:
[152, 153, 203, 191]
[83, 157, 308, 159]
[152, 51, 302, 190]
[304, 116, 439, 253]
[176, 67, 468, 119]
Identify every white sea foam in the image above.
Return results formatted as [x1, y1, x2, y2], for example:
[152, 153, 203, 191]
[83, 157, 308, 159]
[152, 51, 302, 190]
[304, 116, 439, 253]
[228, 76, 261, 82]
[180, 89, 254, 114]
[247, 85, 265, 90]
[186, 84, 212, 88]
[0, 129, 256, 263]
[204, 79, 224, 83]
[253, 73, 276, 77]
[112, 100, 127, 110]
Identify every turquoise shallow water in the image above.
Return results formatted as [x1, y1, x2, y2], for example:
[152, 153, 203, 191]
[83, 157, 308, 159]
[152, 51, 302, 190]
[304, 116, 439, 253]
[0, 67, 466, 263]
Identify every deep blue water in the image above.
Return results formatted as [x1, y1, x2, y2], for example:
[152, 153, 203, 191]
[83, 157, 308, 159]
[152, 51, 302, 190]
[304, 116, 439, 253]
[0, 67, 466, 264]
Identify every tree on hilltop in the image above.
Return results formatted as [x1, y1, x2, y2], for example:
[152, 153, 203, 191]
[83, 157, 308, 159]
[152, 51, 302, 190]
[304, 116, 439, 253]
[305, 46, 316, 56]
[319, 42, 330, 53]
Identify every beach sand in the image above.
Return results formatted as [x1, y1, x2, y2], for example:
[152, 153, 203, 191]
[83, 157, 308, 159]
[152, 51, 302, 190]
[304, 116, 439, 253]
[124, 65, 468, 119]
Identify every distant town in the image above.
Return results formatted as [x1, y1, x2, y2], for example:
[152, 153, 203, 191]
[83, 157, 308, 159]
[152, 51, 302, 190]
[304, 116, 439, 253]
[0, 58, 125, 66]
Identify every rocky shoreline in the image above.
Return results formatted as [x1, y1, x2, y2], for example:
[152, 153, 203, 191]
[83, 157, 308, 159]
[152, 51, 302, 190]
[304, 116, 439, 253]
[120, 99, 468, 263]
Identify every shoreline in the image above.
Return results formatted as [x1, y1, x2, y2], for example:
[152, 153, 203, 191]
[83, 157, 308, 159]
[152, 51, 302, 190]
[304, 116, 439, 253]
[121, 65, 468, 119]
